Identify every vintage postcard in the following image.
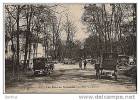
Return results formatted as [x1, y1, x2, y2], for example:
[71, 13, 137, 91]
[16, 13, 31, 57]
[4, 3, 137, 93]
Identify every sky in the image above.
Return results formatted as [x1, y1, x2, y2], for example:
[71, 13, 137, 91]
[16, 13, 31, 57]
[16, 4, 88, 42]
[55, 4, 89, 42]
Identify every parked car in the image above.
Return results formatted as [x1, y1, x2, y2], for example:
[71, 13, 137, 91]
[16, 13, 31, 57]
[118, 55, 129, 65]
[33, 57, 54, 75]
[117, 55, 129, 74]
[63, 58, 76, 64]
[63, 58, 70, 64]
[129, 56, 136, 65]
[125, 63, 137, 78]
[95, 53, 118, 80]
[51, 60, 59, 64]
[85, 58, 92, 63]
[91, 59, 97, 64]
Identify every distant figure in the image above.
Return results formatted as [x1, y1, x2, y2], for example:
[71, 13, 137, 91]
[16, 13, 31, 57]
[84, 59, 87, 69]
[95, 57, 100, 79]
[95, 63, 100, 79]
[79, 59, 82, 69]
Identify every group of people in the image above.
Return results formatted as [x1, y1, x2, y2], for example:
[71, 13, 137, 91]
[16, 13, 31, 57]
[79, 59, 87, 70]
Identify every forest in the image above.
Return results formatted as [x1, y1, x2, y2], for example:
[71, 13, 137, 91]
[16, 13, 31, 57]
[5, 4, 136, 80]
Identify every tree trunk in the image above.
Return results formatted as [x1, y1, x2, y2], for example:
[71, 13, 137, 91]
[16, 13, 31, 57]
[24, 5, 33, 72]
[16, 5, 20, 79]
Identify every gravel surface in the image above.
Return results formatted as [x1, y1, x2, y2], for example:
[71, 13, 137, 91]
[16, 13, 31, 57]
[5, 63, 136, 93]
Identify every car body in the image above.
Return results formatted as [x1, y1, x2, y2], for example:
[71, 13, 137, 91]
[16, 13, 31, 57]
[63, 58, 76, 64]
[95, 53, 118, 80]
[33, 57, 54, 75]
[91, 59, 97, 64]
[128, 56, 136, 65]
[86, 58, 92, 63]
[118, 55, 129, 65]
[117, 55, 129, 74]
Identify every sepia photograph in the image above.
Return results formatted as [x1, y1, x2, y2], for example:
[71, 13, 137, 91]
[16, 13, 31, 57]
[4, 3, 137, 93]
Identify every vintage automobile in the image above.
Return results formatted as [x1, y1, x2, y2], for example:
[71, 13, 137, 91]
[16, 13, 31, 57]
[117, 55, 129, 74]
[86, 58, 92, 63]
[118, 55, 129, 65]
[91, 58, 97, 64]
[33, 57, 54, 75]
[95, 53, 118, 80]
[129, 56, 136, 65]
[63, 58, 76, 64]
[63, 58, 70, 64]
[95, 53, 134, 80]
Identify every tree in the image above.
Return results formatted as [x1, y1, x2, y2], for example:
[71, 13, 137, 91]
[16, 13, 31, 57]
[5, 5, 26, 78]
[5, 4, 63, 75]
[82, 4, 136, 56]
[63, 14, 76, 58]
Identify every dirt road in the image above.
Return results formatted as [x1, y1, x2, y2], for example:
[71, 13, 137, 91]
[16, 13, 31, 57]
[5, 63, 136, 93]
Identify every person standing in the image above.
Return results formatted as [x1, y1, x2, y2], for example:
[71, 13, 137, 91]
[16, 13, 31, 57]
[79, 58, 82, 69]
[84, 59, 87, 69]
[95, 63, 100, 79]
